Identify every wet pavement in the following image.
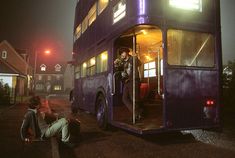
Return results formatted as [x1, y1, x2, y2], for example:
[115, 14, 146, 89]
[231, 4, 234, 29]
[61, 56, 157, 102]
[47, 95, 235, 158]
[0, 99, 53, 158]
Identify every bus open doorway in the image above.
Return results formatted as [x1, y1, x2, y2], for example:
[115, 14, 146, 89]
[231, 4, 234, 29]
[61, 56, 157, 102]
[112, 25, 164, 134]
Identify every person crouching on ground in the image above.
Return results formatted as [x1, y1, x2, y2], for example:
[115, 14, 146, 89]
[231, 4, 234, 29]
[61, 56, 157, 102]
[20, 96, 75, 147]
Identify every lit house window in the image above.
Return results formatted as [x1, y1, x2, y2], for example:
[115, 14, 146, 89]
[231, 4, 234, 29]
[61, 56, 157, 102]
[96, 51, 108, 73]
[87, 57, 96, 76]
[55, 64, 61, 72]
[75, 24, 81, 40]
[88, 3, 97, 26]
[1, 50, 7, 59]
[75, 65, 81, 79]
[54, 85, 62, 91]
[113, 0, 126, 24]
[144, 61, 156, 78]
[40, 64, 46, 71]
[98, 0, 109, 15]
[81, 62, 87, 77]
[38, 75, 42, 81]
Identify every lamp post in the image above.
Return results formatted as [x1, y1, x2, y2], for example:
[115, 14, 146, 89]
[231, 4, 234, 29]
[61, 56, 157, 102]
[33, 49, 51, 91]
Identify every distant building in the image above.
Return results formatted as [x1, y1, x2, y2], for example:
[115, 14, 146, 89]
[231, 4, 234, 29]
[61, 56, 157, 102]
[0, 40, 32, 103]
[35, 61, 66, 94]
[63, 64, 74, 93]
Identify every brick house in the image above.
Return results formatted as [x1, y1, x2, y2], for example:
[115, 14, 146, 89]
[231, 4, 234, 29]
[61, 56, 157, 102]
[0, 40, 32, 103]
[35, 61, 66, 94]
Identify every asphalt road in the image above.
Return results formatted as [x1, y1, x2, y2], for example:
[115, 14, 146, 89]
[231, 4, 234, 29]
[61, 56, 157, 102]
[47, 95, 235, 158]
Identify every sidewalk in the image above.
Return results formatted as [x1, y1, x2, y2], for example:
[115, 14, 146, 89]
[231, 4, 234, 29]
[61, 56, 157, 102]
[0, 99, 56, 158]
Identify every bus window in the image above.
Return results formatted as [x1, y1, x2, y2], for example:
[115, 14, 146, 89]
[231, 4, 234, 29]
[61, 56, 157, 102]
[87, 57, 96, 76]
[96, 51, 108, 73]
[98, 0, 109, 15]
[74, 24, 81, 40]
[81, 62, 87, 77]
[88, 3, 97, 26]
[82, 16, 88, 33]
[167, 30, 215, 67]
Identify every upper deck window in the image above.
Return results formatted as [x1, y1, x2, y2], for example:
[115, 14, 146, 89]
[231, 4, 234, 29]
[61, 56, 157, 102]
[88, 3, 97, 26]
[98, 0, 109, 15]
[113, 0, 126, 24]
[82, 16, 88, 33]
[169, 0, 202, 12]
[167, 29, 215, 67]
[75, 24, 81, 40]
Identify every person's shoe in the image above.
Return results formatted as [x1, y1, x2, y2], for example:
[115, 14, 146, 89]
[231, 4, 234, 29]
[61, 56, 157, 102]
[62, 141, 76, 148]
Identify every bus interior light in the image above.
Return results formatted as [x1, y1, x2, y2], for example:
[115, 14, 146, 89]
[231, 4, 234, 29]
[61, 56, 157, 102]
[169, 0, 202, 12]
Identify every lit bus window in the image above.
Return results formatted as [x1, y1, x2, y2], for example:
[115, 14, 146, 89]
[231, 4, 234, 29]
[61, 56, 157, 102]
[81, 62, 87, 77]
[169, 0, 202, 12]
[167, 29, 215, 67]
[75, 24, 81, 40]
[75, 65, 81, 79]
[87, 57, 96, 76]
[98, 0, 109, 15]
[82, 16, 88, 33]
[96, 51, 108, 73]
[88, 3, 97, 26]
[113, 0, 126, 24]
[144, 61, 156, 78]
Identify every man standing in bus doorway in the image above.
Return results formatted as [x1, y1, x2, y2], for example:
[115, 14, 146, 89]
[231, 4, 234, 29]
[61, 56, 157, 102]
[114, 47, 143, 121]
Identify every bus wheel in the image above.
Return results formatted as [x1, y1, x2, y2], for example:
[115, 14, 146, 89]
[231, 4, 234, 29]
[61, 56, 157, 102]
[96, 95, 108, 130]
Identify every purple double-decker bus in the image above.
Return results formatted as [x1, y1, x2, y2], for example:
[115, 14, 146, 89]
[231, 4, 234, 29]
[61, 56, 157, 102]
[72, 0, 222, 134]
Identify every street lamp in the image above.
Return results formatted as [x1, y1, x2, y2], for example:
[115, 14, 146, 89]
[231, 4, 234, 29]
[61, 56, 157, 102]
[33, 49, 51, 91]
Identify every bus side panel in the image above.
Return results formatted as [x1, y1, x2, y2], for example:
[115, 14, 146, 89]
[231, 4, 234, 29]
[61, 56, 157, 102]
[82, 77, 96, 112]
[74, 79, 84, 109]
[165, 69, 219, 129]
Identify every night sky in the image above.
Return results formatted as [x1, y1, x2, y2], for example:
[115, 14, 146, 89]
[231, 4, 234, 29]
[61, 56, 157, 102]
[0, 0, 234, 64]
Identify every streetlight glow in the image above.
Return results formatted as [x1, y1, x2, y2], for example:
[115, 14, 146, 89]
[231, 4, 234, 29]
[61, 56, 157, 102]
[45, 50, 51, 54]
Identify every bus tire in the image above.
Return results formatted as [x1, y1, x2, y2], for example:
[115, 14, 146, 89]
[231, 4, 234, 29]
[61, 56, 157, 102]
[96, 95, 108, 130]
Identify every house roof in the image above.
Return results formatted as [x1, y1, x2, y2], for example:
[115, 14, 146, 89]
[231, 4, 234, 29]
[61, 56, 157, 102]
[36, 61, 67, 74]
[0, 59, 20, 75]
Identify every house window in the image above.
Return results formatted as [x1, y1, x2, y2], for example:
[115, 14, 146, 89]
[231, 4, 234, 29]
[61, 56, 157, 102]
[55, 64, 61, 72]
[38, 75, 42, 81]
[47, 75, 51, 81]
[96, 51, 108, 73]
[54, 85, 62, 91]
[98, 0, 109, 15]
[88, 3, 97, 26]
[40, 64, 46, 71]
[1, 50, 7, 59]
[56, 75, 61, 80]
[36, 84, 44, 90]
[144, 61, 156, 78]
